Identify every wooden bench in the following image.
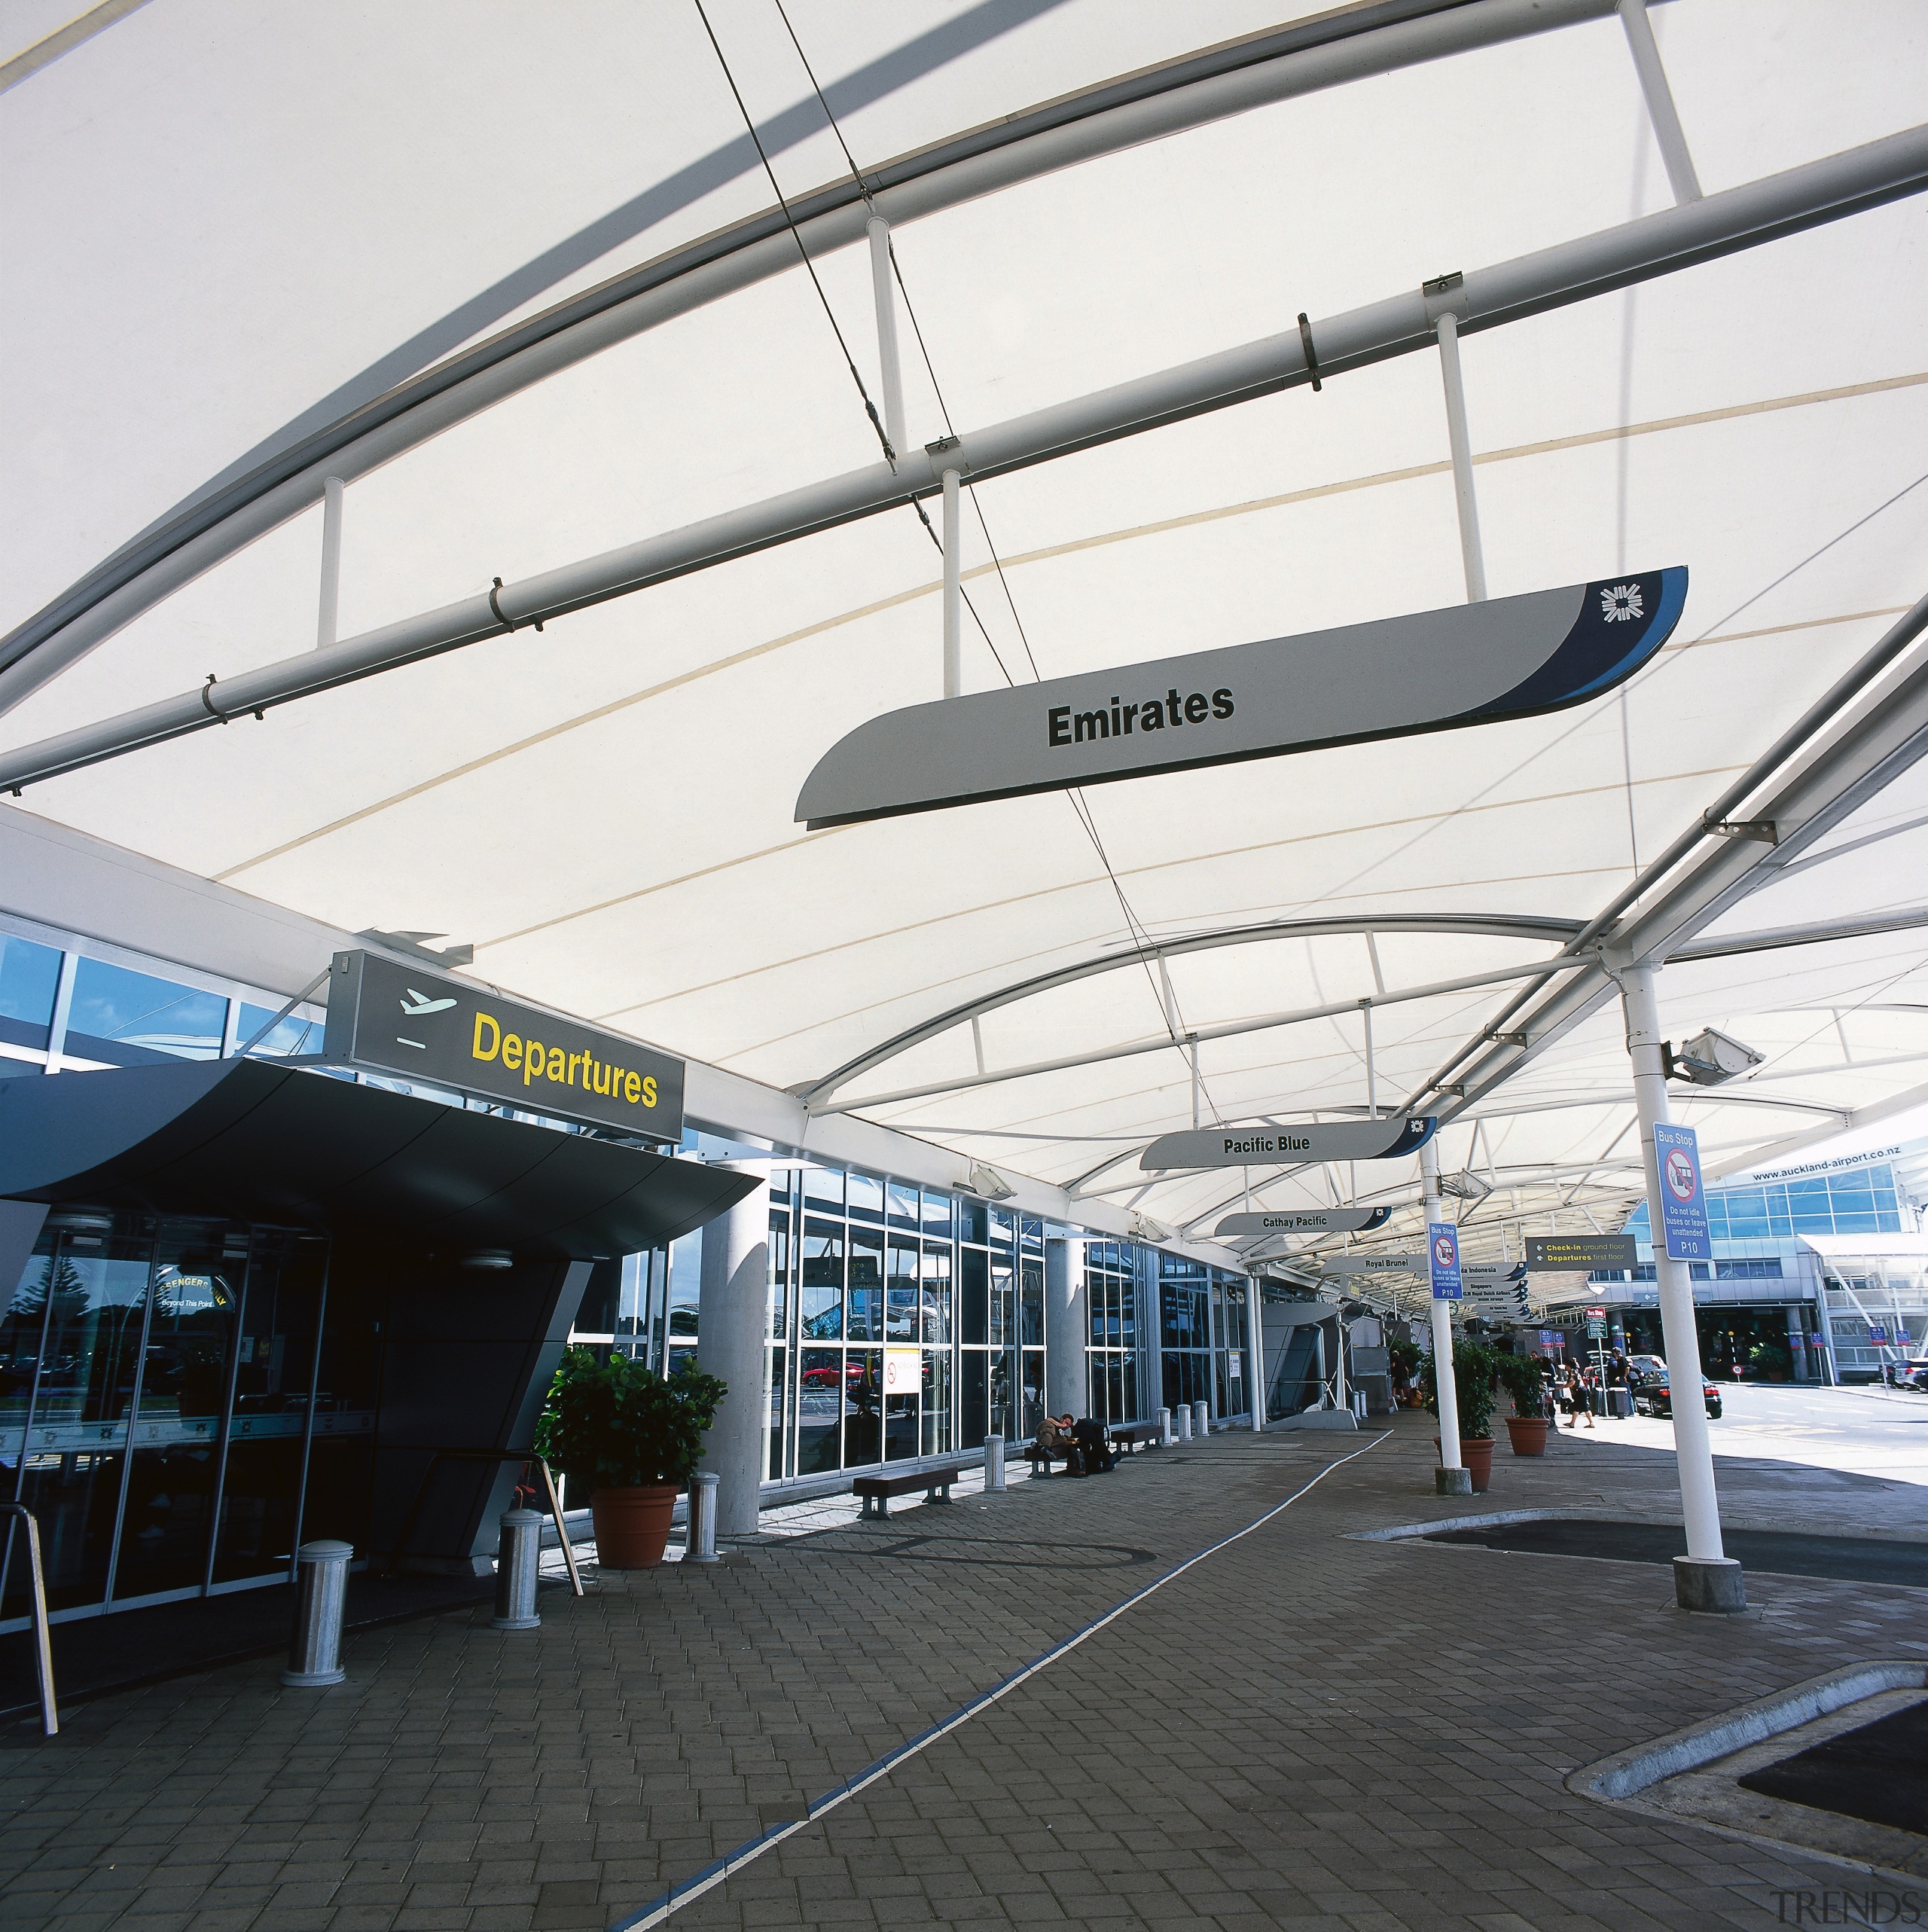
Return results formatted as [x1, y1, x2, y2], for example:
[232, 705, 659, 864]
[851, 1460, 975, 1520]
[1025, 1440, 1078, 1476]
[1109, 1421, 1163, 1455]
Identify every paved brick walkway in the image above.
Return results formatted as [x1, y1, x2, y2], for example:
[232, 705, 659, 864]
[3, 1412, 1923, 1931]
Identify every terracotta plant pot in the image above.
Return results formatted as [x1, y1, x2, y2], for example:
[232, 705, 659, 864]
[590, 1485, 681, 1568]
[1505, 1416, 1550, 1457]
[1432, 1436, 1497, 1493]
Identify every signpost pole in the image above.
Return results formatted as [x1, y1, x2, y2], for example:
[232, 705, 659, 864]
[941, 469, 962, 699]
[1422, 1138, 1466, 1493]
[1619, 962, 1743, 1611]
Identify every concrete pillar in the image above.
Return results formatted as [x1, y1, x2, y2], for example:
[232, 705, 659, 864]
[697, 1164, 770, 1539]
[1620, 963, 1743, 1612]
[1785, 1305, 1808, 1384]
[1044, 1237, 1084, 1422]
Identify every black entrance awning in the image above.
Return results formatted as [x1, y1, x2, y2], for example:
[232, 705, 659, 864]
[0, 1059, 757, 1257]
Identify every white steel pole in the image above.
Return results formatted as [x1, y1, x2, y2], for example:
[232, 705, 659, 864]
[1432, 312, 1487, 603]
[1362, 999, 1377, 1117]
[1618, 0, 1702, 205]
[865, 215, 908, 460]
[316, 475, 345, 649]
[1619, 960, 1744, 1610]
[941, 466, 962, 698]
[1423, 1137, 1466, 1485]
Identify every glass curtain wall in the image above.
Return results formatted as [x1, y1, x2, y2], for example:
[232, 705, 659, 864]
[1159, 1259, 1251, 1418]
[1083, 1242, 1140, 1423]
[1, 1209, 347, 1628]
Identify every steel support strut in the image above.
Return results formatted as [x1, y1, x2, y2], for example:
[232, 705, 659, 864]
[0, 125, 1923, 792]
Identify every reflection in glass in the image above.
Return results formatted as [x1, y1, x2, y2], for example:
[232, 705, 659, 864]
[798, 1348, 842, 1473]
[921, 1350, 951, 1455]
[114, 1227, 239, 1601]
[765, 1347, 787, 1479]
[236, 1001, 323, 1059]
[847, 1228, 883, 1342]
[846, 1350, 883, 1466]
[847, 1172, 883, 1223]
[1020, 1260, 1044, 1346]
[0, 934, 60, 1065]
[213, 1232, 322, 1585]
[990, 1260, 1012, 1348]
[1020, 1350, 1045, 1438]
[768, 1212, 790, 1341]
[885, 1236, 917, 1341]
[921, 1241, 952, 1343]
[804, 1167, 844, 1216]
[802, 1219, 844, 1341]
[959, 1351, 988, 1447]
[920, 1190, 953, 1243]
[68, 959, 227, 1067]
[886, 1180, 918, 1230]
[11, 1223, 154, 1613]
[959, 1248, 987, 1346]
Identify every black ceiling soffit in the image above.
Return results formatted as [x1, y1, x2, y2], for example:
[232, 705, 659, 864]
[0, 1059, 756, 1259]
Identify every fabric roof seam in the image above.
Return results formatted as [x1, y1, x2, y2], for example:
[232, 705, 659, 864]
[8, 124, 1925, 798]
[0, 0, 1636, 709]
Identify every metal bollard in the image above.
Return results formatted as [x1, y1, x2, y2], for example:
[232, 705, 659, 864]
[687, 1471, 720, 1563]
[282, 1540, 352, 1687]
[1157, 1405, 1173, 1447]
[492, 1508, 543, 1630]
[1193, 1400, 1210, 1439]
[1175, 1404, 1192, 1442]
[984, 1433, 1006, 1492]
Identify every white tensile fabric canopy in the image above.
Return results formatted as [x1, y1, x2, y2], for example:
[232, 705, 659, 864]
[4, 0, 1926, 1286]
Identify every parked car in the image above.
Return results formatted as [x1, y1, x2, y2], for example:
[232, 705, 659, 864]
[1891, 1357, 1928, 1393]
[1631, 1367, 1722, 1419]
[1625, 1354, 1667, 1383]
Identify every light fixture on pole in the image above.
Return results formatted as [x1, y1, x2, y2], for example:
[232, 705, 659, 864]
[967, 1161, 1016, 1201]
[1436, 1170, 1493, 1201]
[1664, 1027, 1765, 1086]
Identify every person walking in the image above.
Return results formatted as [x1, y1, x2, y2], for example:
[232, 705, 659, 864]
[1566, 1364, 1594, 1429]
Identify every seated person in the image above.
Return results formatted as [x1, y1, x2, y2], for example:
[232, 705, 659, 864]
[1032, 1412, 1080, 1472]
[1070, 1415, 1114, 1474]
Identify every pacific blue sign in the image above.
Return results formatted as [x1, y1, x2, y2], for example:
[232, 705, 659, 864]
[795, 572, 1686, 828]
[322, 950, 684, 1141]
[1142, 1116, 1433, 1171]
[1215, 1207, 1392, 1237]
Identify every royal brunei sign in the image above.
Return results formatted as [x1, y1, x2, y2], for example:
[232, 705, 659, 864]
[1142, 1116, 1434, 1171]
[795, 572, 1686, 828]
[323, 950, 685, 1142]
[1215, 1207, 1392, 1238]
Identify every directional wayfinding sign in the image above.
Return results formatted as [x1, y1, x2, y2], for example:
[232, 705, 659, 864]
[1142, 1116, 1433, 1171]
[796, 572, 1688, 828]
[1525, 1235, 1637, 1272]
[1214, 1206, 1391, 1238]
[1654, 1122, 1713, 1262]
[323, 948, 685, 1141]
[1428, 1222, 1463, 1301]
[1317, 1254, 1417, 1277]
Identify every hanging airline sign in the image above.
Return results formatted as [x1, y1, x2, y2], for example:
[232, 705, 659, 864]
[1216, 1206, 1392, 1238]
[1141, 1116, 1433, 1171]
[1316, 1254, 1418, 1276]
[1654, 1122, 1713, 1262]
[795, 571, 1687, 829]
[1526, 1235, 1637, 1271]
[322, 949, 685, 1141]
[1428, 1222, 1463, 1301]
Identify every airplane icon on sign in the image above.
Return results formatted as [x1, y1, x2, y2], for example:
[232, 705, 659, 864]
[399, 989, 457, 1018]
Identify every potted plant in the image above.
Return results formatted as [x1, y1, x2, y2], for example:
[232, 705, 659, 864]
[534, 1348, 727, 1568]
[1495, 1351, 1551, 1457]
[1421, 1339, 1498, 1491]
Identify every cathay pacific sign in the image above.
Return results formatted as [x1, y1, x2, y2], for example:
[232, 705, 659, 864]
[1215, 1207, 1392, 1236]
[795, 572, 1686, 828]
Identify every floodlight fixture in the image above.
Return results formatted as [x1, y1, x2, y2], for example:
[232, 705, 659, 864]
[1437, 1170, 1493, 1201]
[968, 1161, 1017, 1201]
[1664, 1027, 1765, 1086]
[1127, 1210, 1173, 1244]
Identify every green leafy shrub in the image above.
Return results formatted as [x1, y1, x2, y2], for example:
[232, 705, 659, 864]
[1420, 1339, 1499, 1439]
[1493, 1350, 1550, 1421]
[533, 1347, 726, 1491]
